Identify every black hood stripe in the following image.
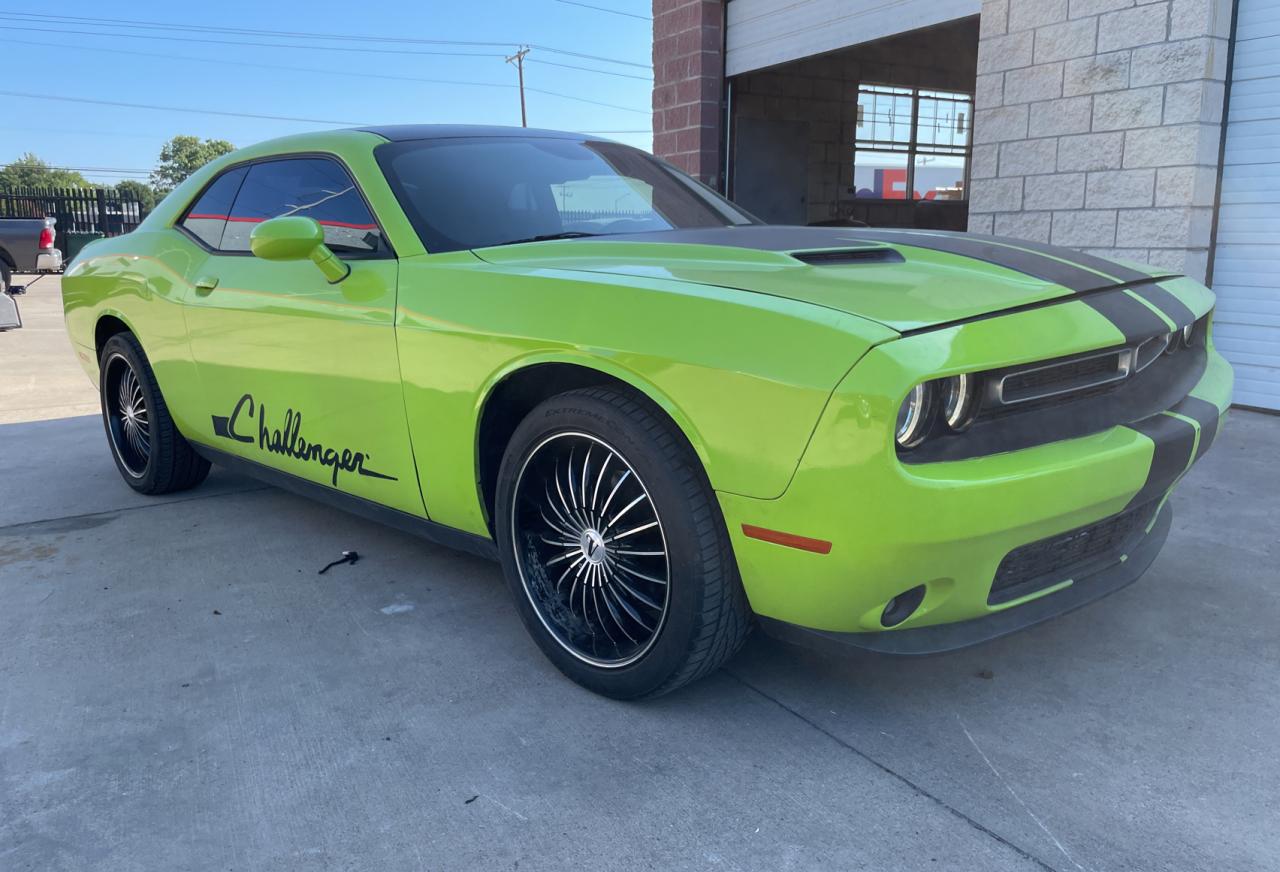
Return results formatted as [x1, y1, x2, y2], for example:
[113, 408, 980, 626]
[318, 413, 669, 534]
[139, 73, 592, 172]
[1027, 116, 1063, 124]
[844, 228, 1191, 292]
[845, 229, 1119, 292]
[576, 225, 1200, 335]
[978, 233, 1155, 284]
[1130, 283, 1197, 328]
[1125, 413, 1198, 508]
[1079, 289, 1173, 343]
[1171, 395, 1222, 462]
[844, 229, 1197, 337]
[854, 230, 1198, 328]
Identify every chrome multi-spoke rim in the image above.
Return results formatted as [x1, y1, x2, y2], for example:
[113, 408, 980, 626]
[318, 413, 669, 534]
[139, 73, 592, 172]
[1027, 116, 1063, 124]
[511, 432, 670, 668]
[104, 353, 150, 477]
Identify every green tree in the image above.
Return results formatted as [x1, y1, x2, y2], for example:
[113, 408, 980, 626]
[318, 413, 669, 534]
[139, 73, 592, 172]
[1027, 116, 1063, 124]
[151, 135, 234, 194]
[114, 179, 157, 213]
[0, 153, 90, 189]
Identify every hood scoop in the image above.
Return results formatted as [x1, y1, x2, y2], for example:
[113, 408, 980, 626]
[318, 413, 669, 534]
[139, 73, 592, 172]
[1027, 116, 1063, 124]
[789, 246, 905, 266]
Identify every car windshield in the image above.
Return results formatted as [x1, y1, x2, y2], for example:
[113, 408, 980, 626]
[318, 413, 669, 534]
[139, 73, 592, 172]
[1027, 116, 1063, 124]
[375, 136, 757, 253]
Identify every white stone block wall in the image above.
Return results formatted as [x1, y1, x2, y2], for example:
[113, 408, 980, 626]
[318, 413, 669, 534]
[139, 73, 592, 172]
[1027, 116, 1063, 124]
[970, 0, 1234, 281]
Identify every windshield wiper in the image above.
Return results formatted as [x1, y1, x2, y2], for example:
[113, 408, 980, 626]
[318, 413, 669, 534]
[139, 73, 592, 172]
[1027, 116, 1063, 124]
[490, 231, 603, 247]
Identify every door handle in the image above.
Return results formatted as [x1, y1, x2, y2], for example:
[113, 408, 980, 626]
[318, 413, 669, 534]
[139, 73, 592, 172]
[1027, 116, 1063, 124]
[194, 276, 219, 295]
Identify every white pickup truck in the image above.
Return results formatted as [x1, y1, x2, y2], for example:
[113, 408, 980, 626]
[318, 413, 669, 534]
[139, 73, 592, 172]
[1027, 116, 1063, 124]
[0, 216, 62, 330]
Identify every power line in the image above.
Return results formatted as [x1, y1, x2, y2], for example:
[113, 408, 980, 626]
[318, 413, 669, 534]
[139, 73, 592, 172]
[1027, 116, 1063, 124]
[4, 26, 652, 84]
[21, 39, 515, 91]
[2, 164, 152, 172]
[526, 87, 646, 114]
[4, 127, 166, 140]
[2, 126, 184, 141]
[34, 174, 152, 179]
[528, 58, 651, 81]
[0, 23, 507, 58]
[0, 11, 518, 46]
[0, 90, 362, 125]
[2, 21, 652, 74]
[526, 43, 648, 69]
[2, 39, 649, 115]
[552, 0, 651, 21]
[0, 10, 650, 68]
[0, 170, 152, 180]
[1, 169, 152, 178]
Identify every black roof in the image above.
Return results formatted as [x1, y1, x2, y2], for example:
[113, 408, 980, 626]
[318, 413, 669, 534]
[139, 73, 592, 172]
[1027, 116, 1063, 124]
[356, 124, 592, 142]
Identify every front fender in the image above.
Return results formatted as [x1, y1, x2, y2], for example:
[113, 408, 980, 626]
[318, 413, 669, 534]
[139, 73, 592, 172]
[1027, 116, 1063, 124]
[394, 253, 897, 536]
[475, 349, 718, 478]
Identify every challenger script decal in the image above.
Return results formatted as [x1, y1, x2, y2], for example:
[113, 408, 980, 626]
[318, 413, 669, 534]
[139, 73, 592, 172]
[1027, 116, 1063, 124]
[211, 393, 397, 487]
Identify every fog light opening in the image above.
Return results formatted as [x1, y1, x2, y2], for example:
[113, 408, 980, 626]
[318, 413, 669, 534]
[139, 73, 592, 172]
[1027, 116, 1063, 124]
[881, 585, 927, 628]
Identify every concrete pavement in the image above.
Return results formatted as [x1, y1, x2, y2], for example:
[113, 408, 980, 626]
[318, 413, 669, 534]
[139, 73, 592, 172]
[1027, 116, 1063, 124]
[1, 275, 1278, 871]
[3, 411, 1277, 871]
[0, 274, 99, 424]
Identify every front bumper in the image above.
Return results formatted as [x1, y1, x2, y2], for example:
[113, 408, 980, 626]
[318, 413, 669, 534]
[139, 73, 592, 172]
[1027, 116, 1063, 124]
[758, 501, 1171, 654]
[718, 286, 1232, 642]
[36, 248, 63, 272]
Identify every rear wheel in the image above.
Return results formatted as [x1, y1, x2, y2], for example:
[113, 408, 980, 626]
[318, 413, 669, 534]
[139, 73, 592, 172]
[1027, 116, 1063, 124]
[99, 332, 210, 494]
[495, 387, 751, 698]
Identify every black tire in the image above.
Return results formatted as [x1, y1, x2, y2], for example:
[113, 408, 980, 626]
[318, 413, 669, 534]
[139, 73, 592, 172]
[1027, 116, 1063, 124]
[99, 331, 210, 495]
[0, 262, 10, 295]
[495, 387, 751, 699]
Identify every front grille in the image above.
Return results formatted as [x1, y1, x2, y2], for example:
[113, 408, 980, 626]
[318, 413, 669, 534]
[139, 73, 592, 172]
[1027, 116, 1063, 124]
[999, 350, 1127, 404]
[988, 312, 1211, 418]
[903, 310, 1213, 464]
[989, 502, 1157, 605]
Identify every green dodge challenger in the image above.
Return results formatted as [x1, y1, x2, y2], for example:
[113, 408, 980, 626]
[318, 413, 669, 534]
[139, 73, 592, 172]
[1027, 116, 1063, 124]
[62, 126, 1231, 698]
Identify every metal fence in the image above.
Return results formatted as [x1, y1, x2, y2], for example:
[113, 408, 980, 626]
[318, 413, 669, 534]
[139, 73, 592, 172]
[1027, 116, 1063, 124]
[0, 197, 651, 237]
[0, 187, 149, 236]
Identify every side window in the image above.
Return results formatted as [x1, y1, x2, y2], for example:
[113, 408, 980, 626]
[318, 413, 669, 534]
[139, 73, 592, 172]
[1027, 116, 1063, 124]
[220, 158, 384, 255]
[180, 166, 247, 249]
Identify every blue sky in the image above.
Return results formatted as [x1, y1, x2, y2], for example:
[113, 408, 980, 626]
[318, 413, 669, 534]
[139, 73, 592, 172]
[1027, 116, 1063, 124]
[0, 1, 653, 185]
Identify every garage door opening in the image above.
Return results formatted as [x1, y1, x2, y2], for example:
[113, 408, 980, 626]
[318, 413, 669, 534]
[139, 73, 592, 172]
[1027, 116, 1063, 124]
[727, 17, 979, 230]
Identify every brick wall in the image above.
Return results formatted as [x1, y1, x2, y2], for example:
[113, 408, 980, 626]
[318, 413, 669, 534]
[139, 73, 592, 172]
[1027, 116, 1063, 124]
[652, 0, 725, 186]
[971, 0, 1233, 281]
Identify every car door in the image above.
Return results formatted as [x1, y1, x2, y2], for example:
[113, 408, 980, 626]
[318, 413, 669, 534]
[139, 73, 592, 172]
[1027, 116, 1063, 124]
[179, 155, 425, 516]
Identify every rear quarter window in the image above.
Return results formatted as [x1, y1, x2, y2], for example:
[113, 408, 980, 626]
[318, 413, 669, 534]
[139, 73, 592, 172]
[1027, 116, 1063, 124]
[219, 157, 385, 255]
[180, 166, 248, 249]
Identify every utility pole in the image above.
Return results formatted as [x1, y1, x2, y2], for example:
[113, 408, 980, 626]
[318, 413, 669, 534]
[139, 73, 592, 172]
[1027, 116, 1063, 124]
[506, 46, 530, 127]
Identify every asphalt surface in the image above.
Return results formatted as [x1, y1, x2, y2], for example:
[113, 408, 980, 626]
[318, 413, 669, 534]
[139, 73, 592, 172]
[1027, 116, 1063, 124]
[2, 276, 1278, 871]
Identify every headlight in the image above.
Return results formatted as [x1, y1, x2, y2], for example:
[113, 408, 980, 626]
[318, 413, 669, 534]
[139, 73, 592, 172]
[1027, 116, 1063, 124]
[895, 383, 933, 449]
[897, 374, 981, 450]
[941, 373, 978, 432]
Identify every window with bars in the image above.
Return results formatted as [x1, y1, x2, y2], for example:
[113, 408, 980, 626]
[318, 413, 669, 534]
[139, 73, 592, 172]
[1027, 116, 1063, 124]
[853, 85, 973, 202]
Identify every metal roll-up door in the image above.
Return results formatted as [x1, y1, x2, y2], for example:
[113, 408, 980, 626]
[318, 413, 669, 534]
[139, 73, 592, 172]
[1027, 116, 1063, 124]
[1213, 0, 1280, 410]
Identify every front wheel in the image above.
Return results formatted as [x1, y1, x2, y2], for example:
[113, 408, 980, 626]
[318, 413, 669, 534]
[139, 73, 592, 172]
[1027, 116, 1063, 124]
[495, 387, 751, 699]
[99, 332, 210, 494]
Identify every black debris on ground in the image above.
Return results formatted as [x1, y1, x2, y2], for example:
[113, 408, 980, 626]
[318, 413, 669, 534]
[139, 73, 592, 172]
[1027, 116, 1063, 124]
[318, 550, 360, 575]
